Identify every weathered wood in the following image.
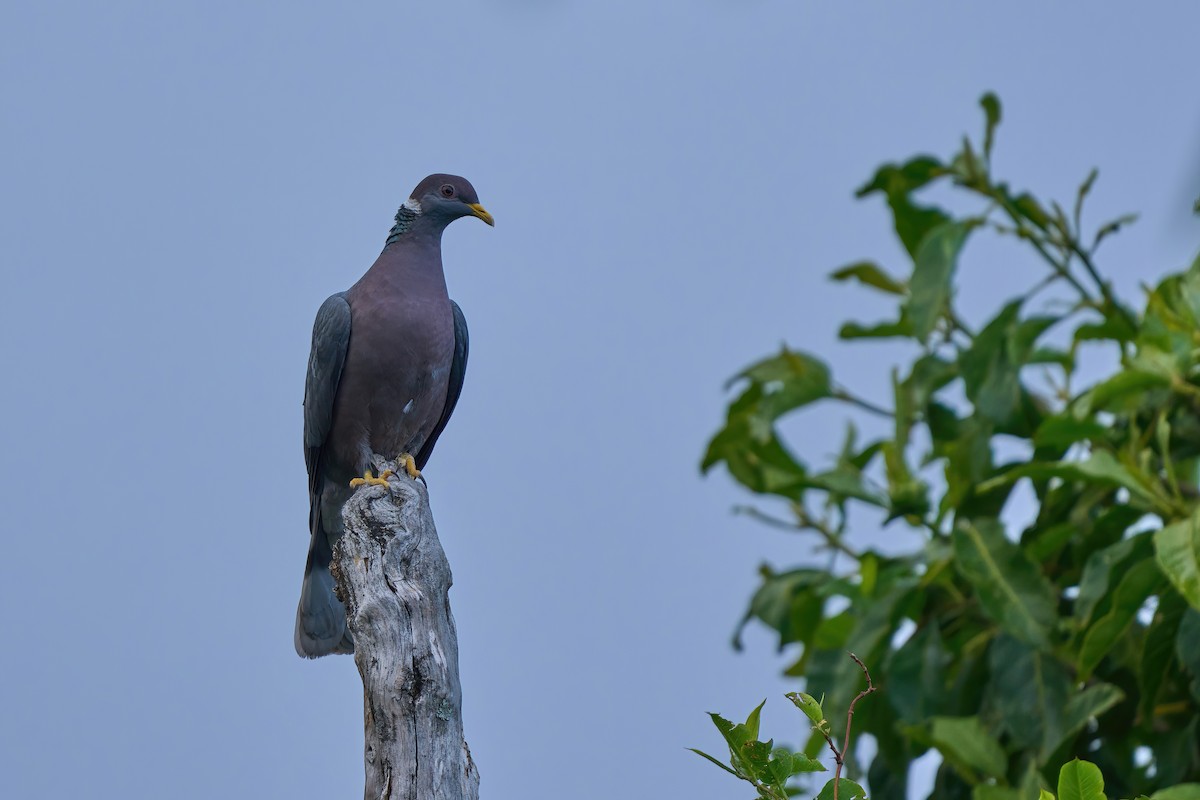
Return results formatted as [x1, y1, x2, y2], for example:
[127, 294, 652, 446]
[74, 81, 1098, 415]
[330, 457, 478, 800]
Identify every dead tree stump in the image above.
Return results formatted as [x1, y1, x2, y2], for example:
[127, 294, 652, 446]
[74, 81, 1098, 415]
[330, 457, 478, 800]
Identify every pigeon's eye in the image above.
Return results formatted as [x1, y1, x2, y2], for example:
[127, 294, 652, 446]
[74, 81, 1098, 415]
[440, 184, 455, 198]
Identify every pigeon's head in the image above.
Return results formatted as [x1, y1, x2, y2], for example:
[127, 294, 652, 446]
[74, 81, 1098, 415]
[405, 174, 494, 227]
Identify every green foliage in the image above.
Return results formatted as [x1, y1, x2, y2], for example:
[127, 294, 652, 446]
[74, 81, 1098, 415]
[692, 658, 871, 800]
[702, 94, 1200, 799]
[689, 699, 828, 800]
[695, 689, 1132, 800]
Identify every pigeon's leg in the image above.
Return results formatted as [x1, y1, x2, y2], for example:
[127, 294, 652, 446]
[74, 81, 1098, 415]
[350, 469, 393, 488]
[397, 453, 422, 479]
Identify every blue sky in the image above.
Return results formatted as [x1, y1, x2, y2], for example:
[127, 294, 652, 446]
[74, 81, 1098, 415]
[2, 2, 1198, 798]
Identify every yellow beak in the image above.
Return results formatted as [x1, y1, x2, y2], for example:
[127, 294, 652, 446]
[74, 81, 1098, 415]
[467, 203, 495, 226]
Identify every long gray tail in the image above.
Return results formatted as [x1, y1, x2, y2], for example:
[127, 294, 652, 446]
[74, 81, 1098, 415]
[294, 510, 354, 658]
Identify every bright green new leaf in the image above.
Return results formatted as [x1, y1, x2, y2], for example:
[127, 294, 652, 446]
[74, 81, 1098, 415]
[1057, 759, 1105, 800]
[907, 220, 973, 343]
[1155, 512, 1200, 611]
[786, 691, 825, 726]
[744, 699, 766, 741]
[952, 519, 1058, 647]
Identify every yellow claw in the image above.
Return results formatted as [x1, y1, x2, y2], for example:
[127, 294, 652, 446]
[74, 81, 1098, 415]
[398, 453, 421, 479]
[349, 469, 394, 488]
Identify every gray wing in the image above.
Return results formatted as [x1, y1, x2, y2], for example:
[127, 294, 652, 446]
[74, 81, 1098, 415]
[415, 300, 468, 470]
[303, 292, 352, 506]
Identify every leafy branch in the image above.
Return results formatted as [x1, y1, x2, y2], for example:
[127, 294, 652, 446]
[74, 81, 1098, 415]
[692, 653, 877, 800]
[700, 93, 1200, 799]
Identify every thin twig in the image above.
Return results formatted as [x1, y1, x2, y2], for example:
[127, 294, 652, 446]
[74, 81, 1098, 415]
[820, 652, 888, 800]
[818, 654, 877, 800]
[795, 509, 863, 561]
[732, 505, 863, 560]
[831, 387, 894, 419]
[841, 653, 878, 771]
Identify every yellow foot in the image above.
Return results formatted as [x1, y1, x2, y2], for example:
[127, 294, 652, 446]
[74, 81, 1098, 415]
[398, 453, 422, 480]
[349, 469, 394, 488]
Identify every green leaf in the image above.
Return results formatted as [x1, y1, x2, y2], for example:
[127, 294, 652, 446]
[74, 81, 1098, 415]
[929, 716, 1007, 780]
[907, 220, 974, 343]
[1073, 315, 1138, 346]
[980, 92, 1001, 160]
[1155, 511, 1200, 611]
[952, 518, 1058, 647]
[979, 450, 1157, 506]
[831, 261, 907, 295]
[1060, 684, 1124, 748]
[1077, 558, 1167, 678]
[709, 711, 748, 750]
[739, 737, 772, 781]
[1177, 610, 1200, 703]
[960, 300, 1053, 424]
[1077, 369, 1170, 415]
[1140, 591, 1186, 718]
[856, 156, 951, 257]
[1032, 415, 1110, 449]
[772, 746, 827, 776]
[818, 778, 869, 800]
[1057, 759, 1105, 800]
[738, 567, 826, 650]
[786, 691, 826, 726]
[744, 699, 766, 741]
[1093, 213, 1138, 249]
[802, 467, 888, 506]
[702, 349, 835, 498]
[687, 747, 739, 777]
[839, 317, 914, 340]
[887, 624, 948, 724]
[987, 634, 1070, 755]
[1075, 533, 1154, 629]
[1011, 192, 1051, 231]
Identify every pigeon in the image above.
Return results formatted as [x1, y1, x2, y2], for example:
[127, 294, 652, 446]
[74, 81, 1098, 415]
[295, 173, 493, 658]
